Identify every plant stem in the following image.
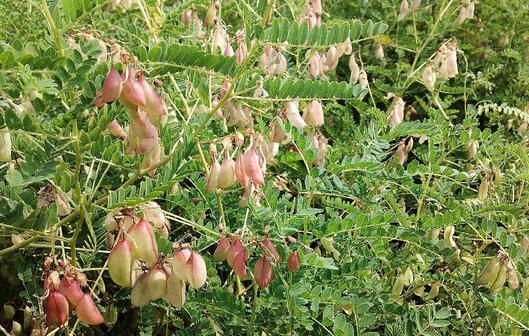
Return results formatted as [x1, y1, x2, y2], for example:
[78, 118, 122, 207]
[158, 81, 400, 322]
[39, 0, 64, 57]
[216, 190, 227, 234]
[247, 282, 258, 336]
[70, 198, 86, 267]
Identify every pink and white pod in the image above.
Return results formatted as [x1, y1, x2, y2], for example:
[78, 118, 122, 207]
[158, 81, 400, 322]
[131, 272, 151, 307]
[235, 155, 250, 188]
[147, 267, 167, 300]
[285, 101, 306, 129]
[226, 239, 245, 267]
[217, 157, 237, 189]
[127, 110, 159, 155]
[220, 79, 232, 99]
[108, 237, 133, 287]
[311, 0, 322, 15]
[302, 100, 324, 127]
[172, 248, 192, 281]
[223, 44, 234, 57]
[163, 269, 186, 308]
[185, 252, 207, 289]
[108, 120, 127, 139]
[261, 238, 281, 263]
[254, 256, 273, 288]
[95, 68, 122, 107]
[45, 291, 70, 327]
[138, 72, 167, 126]
[287, 251, 300, 273]
[242, 148, 265, 185]
[58, 277, 84, 307]
[75, 294, 104, 325]
[119, 67, 146, 109]
[140, 141, 163, 176]
[213, 237, 230, 261]
[206, 160, 221, 192]
[235, 42, 247, 65]
[127, 219, 158, 265]
[231, 250, 247, 278]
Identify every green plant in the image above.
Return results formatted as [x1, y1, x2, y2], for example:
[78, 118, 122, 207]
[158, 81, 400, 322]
[1, 0, 529, 335]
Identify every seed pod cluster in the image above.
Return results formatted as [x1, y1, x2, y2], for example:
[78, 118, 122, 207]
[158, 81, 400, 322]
[94, 67, 168, 176]
[214, 236, 301, 289]
[475, 253, 519, 293]
[43, 260, 104, 327]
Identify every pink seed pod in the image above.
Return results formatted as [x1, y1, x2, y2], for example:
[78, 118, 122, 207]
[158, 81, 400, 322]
[45, 291, 70, 327]
[75, 294, 104, 325]
[284, 101, 306, 129]
[107, 120, 127, 139]
[226, 239, 245, 267]
[212, 24, 228, 53]
[119, 67, 146, 109]
[172, 248, 192, 281]
[308, 53, 322, 78]
[358, 70, 369, 89]
[206, 159, 221, 192]
[121, 214, 138, 231]
[217, 157, 237, 189]
[242, 148, 265, 185]
[439, 46, 458, 79]
[131, 272, 150, 307]
[213, 237, 231, 261]
[388, 97, 405, 126]
[220, 79, 232, 99]
[261, 238, 281, 263]
[254, 256, 273, 288]
[137, 73, 167, 126]
[411, 0, 422, 10]
[349, 54, 360, 84]
[324, 47, 338, 71]
[143, 201, 166, 230]
[127, 219, 158, 265]
[273, 53, 287, 75]
[287, 251, 301, 273]
[185, 252, 207, 289]
[302, 100, 324, 127]
[223, 44, 234, 57]
[108, 237, 133, 287]
[231, 250, 247, 278]
[58, 277, 84, 307]
[95, 68, 122, 107]
[147, 267, 167, 300]
[163, 269, 186, 308]
[235, 155, 250, 188]
[341, 37, 353, 56]
[397, 0, 409, 21]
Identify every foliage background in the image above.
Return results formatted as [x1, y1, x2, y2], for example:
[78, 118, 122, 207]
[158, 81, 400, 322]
[0, 0, 529, 335]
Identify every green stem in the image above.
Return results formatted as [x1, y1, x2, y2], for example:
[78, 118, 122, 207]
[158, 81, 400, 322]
[262, 0, 275, 26]
[39, 0, 64, 57]
[70, 200, 86, 267]
[72, 120, 82, 201]
[247, 282, 258, 336]
[216, 190, 227, 234]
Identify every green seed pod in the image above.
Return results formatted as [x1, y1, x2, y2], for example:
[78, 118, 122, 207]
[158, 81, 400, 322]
[443, 225, 457, 248]
[2, 304, 15, 320]
[475, 257, 501, 286]
[0, 128, 12, 162]
[414, 286, 425, 297]
[402, 267, 414, 286]
[11, 321, 22, 336]
[429, 282, 440, 298]
[490, 264, 507, 293]
[391, 276, 404, 298]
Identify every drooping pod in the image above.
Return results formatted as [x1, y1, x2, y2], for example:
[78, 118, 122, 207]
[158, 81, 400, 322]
[147, 267, 167, 300]
[185, 252, 207, 289]
[119, 67, 146, 109]
[302, 100, 324, 127]
[127, 219, 158, 265]
[235, 155, 250, 188]
[45, 291, 70, 327]
[172, 249, 192, 281]
[242, 148, 265, 185]
[0, 128, 11, 162]
[75, 294, 105, 325]
[475, 256, 501, 286]
[422, 64, 436, 92]
[58, 277, 84, 307]
[232, 250, 247, 278]
[443, 225, 457, 248]
[254, 257, 273, 289]
[206, 159, 221, 192]
[429, 282, 440, 298]
[163, 269, 186, 308]
[226, 239, 245, 267]
[217, 157, 237, 189]
[108, 237, 134, 287]
[108, 120, 127, 139]
[131, 272, 151, 307]
[391, 276, 404, 298]
[213, 237, 230, 261]
[284, 101, 306, 129]
[287, 251, 300, 273]
[94, 68, 122, 107]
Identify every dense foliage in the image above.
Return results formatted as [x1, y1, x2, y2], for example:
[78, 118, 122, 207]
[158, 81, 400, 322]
[1, 0, 529, 335]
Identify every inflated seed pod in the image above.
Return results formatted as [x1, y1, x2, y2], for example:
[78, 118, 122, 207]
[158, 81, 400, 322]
[163, 270, 186, 308]
[443, 225, 457, 248]
[131, 273, 151, 307]
[402, 267, 414, 286]
[147, 267, 167, 301]
[475, 256, 501, 286]
[414, 286, 425, 297]
[490, 264, 507, 293]
[507, 265, 519, 289]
